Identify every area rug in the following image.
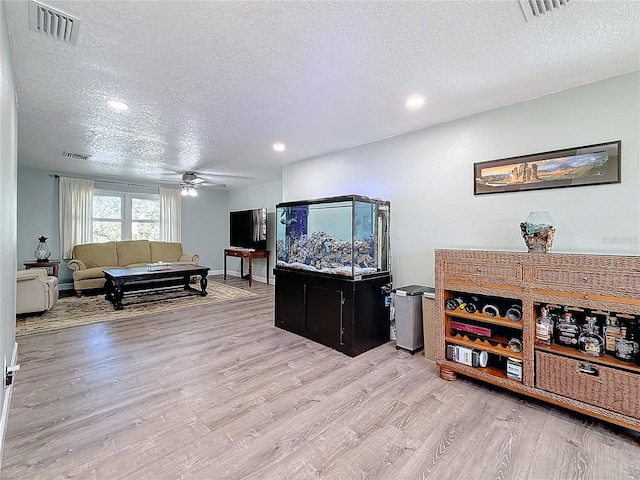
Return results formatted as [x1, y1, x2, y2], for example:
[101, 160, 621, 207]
[16, 281, 256, 337]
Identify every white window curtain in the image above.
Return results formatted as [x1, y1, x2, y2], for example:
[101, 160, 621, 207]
[59, 177, 94, 259]
[159, 187, 181, 242]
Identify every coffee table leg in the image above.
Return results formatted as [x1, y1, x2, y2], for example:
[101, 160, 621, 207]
[105, 278, 114, 302]
[200, 275, 208, 296]
[113, 285, 124, 310]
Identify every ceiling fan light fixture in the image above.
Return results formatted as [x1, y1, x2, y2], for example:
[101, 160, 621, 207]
[181, 183, 198, 197]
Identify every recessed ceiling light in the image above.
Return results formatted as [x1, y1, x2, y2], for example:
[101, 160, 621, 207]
[273, 142, 285, 152]
[405, 94, 425, 109]
[107, 99, 129, 111]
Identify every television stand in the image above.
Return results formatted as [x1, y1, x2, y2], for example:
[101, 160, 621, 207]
[223, 249, 270, 287]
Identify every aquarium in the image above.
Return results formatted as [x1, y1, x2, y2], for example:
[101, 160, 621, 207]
[276, 195, 390, 278]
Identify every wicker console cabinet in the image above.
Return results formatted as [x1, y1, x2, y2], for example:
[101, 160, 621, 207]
[435, 249, 640, 431]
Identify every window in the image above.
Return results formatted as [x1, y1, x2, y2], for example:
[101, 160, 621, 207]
[92, 190, 160, 242]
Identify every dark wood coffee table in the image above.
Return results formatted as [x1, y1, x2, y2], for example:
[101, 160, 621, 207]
[103, 264, 210, 310]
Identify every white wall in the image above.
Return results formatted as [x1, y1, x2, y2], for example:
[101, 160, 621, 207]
[0, 0, 18, 460]
[17, 168, 63, 278]
[225, 179, 282, 283]
[283, 72, 640, 287]
[181, 186, 228, 271]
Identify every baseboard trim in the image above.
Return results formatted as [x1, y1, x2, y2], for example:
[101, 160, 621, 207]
[0, 341, 19, 471]
[218, 270, 269, 285]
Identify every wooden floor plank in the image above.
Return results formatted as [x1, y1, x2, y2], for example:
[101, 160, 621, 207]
[2, 275, 639, 480]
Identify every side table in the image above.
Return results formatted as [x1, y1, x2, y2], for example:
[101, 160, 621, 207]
[23, 260, 60, 278]
[223, 249, 270, 287]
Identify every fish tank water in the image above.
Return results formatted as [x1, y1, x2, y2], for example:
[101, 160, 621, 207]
[276, 195, 390, 278]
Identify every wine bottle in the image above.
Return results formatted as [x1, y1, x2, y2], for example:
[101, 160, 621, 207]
[464, 296, 480, 314]
[506, 305, 522, 322]
[445, 297, 464, 310]
[481, 303, 501, 318]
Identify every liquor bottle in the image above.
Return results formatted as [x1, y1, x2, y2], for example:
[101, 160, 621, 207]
[555, 311, 580, 348]
[628, 317, 639, 358]
[604, 313, 622, 355]
[578, 316, 605, 357]
[614, 318, 637, 362]
[535, 306, 554, 346]
[635, 317, 640, 367]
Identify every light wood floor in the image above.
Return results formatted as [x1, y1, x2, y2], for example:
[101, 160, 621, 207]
[2, 275, 639, 480]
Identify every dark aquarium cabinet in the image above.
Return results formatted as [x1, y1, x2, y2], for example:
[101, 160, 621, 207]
[274, 269, 392, 357]
[274, 195, 392, 356]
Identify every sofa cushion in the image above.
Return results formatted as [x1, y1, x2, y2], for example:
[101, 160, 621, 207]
[72, 266, 117, 281]
[117, 240, 151, 266]
[150, 242, 183, 262]
[73, 242, 117, 269]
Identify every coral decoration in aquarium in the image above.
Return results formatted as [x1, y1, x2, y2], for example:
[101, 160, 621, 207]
[275, 195, 390, 278]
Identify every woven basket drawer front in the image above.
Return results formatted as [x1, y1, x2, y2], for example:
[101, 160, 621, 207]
[536, 351, 640, 419]
[445, 262, 522, 282]
[532, 267, 640, 295]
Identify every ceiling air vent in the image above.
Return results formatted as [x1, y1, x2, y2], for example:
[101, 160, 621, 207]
[519, 0, 571, 22]
[63, 151, 91, 161]
[28, 0, 81, 45]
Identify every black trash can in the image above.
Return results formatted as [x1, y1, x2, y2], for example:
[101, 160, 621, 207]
[393, 285, 429, 354]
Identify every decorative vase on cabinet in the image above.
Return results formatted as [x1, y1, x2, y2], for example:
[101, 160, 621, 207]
[34, 235, 51, 262]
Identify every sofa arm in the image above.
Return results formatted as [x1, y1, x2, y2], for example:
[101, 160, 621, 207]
[68, 259, 86, 271]
[179, 253, 199, 263]
[41, 275, 59, 292]
[17, 268, 48, 281]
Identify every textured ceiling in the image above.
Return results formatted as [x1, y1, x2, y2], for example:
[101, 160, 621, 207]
[4, 0, 640, 189]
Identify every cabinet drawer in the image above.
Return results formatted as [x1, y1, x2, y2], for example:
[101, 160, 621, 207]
[532, 267, 640, 296]
[226, 250, 249, 258]
[536, 351, 640, 419]
[445, 261, 523, 282]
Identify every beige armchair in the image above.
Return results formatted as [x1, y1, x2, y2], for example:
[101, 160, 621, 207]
[16, 269, 59, 315]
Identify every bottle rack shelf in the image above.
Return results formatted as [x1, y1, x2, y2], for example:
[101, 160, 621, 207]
[446, 333, 523, 360]
[445, 309, 523, 330]
[441, 360, 519, 384]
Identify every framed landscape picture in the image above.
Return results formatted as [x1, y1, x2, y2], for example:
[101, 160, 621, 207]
[474, 140, 621, 195]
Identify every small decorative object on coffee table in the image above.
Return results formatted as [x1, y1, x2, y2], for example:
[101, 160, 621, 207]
[147, 261, 172, 271]
[520, 211, 555, 253]
[34, 235, 51, 262]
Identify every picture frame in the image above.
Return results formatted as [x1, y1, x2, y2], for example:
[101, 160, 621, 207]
[474, 140, 621, 196]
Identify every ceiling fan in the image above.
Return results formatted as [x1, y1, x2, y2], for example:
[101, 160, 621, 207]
[180, 172, 225, 196]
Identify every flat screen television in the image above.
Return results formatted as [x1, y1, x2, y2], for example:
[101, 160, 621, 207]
[229, 208, 267, 250]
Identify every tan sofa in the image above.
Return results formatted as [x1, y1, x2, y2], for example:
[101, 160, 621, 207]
[16, 268, 59, 315]
[68, 240, 199, 296]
